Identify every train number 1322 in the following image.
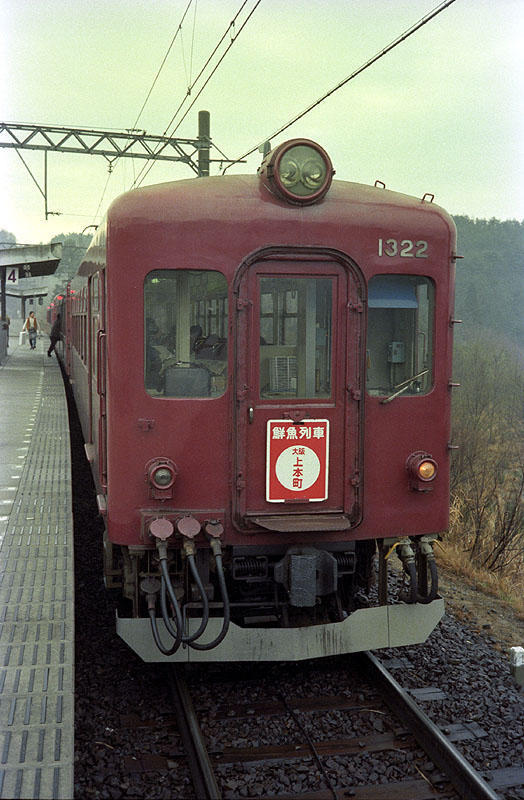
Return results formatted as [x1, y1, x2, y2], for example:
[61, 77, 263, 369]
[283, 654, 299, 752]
[378, 238, 428, 258]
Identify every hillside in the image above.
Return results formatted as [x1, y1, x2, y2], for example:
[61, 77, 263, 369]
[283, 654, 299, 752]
[453, 216, 524, 347]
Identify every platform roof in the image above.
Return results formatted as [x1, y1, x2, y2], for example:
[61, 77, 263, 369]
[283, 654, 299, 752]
[0, 242, 62, 277]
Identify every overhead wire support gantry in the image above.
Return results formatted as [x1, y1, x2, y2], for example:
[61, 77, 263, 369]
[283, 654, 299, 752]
[0, 122, 202, 167]
[0, 116, 234, 218]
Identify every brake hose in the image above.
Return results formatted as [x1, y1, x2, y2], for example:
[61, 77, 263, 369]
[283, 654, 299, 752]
[141, 577, 182, 656]
[158, 543, 212, 643]
[148, 607, 183, 655]
[416, 556, 439, 604]
[405, 558, 419, 604]
[189, 545, 231, 651]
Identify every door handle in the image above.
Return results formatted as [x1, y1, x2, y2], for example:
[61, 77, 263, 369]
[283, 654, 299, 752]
[248, 406, 254, 424]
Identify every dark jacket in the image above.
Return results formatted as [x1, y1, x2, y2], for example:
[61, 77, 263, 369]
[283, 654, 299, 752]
[50, 317, 61, 339]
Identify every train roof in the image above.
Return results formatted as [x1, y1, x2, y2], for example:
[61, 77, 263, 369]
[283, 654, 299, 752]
[106, 173, 454, 227]
[78, 172, 455, 277]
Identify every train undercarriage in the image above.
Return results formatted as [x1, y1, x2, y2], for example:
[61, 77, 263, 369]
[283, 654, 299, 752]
[104, 528, 441, 660]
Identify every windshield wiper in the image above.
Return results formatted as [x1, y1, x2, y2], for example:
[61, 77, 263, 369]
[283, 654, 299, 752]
[380, 369, 429, 404]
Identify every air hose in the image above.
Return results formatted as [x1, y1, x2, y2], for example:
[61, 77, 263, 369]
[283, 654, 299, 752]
[416, 553, 439, 604]
[141, 577, 182, 656]
[159, 558, 183, 638]
[189, 540, 231, 651]
[404, 558, 419, 604]
[396, 539, 418, 604]
[148, 534, 230, 654]
[158, 544, 210, 644]
[181, 545, 210, 643]
[148, 607, 182, 655]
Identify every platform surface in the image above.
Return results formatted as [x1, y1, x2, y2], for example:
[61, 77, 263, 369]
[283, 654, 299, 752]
[0, 332, 74, 799]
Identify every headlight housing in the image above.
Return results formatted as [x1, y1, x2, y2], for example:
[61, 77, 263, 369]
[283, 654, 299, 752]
[406, 452, 438, 492]
[259, 139, 334, 205]
[145, 457, 178, 499]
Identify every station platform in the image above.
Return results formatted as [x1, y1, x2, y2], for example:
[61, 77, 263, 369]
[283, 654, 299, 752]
[0, 333, 74, 799]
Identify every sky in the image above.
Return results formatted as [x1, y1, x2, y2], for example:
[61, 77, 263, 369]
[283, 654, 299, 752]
[1, 0, 523, 245]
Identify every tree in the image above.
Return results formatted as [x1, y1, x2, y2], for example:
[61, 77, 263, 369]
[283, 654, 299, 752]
[453, 216, 524, 348]
[45, 232, 92, 298]
[450, 332, 524, 572]
[0, 230, 16, 248]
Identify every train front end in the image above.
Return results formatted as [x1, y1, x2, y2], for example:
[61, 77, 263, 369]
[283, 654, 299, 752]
[98, 139, 456, 661]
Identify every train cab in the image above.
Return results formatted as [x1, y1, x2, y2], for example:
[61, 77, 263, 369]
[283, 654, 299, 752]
[68, 138, 457, 661]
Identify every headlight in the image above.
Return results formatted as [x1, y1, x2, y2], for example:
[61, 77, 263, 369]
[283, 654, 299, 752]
[145, 458, 178, 498]
[152, 466, 174, 488]
[259, 138, 334, 205]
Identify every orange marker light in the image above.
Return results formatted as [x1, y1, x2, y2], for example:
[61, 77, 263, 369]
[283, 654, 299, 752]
[406, 452, 438, 492]
[418, 460, 436, 481]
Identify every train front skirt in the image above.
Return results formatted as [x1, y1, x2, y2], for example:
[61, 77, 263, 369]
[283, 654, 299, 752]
[116, 598, 444, 662]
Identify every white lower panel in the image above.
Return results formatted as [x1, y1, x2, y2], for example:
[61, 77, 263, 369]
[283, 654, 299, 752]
[116, 599, 445, 662]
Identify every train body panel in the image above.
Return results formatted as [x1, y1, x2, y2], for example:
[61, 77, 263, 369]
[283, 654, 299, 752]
[100, 176, 454, 544]
[64, 139, 456, 660]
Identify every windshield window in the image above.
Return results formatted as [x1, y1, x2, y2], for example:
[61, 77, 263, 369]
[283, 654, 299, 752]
[366, 275, 434, 397]
[259, 276, 332, 399]
[144, 270, 228, 398]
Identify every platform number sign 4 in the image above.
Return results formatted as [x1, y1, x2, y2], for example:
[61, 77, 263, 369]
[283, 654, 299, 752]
[6, 268, 18, 285]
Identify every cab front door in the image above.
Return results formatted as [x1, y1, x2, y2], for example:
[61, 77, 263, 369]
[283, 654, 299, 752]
[234, 253, 363, 533]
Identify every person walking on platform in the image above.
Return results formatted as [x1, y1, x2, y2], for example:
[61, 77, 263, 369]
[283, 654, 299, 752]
[23, 311, 38, 350]
[1, 316, 9, 349]
[47, 313, 61, 357]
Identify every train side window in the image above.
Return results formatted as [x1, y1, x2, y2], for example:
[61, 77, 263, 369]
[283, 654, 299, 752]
[366, 275, 434, 397]
[144, 269, 228, 398]
[259, 276, 332, 399]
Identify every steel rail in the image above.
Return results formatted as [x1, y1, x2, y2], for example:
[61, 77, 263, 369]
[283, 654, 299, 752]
[360, 651, 501, 800]
[167, 665, 222, 799]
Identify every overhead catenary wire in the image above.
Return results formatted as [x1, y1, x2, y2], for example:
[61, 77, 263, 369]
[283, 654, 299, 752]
[132, 0, 195, 130]
[132, 0, 261, 189]
[91, 168, 114, 226]
[90, 0, 195, 224]
[131, 1, 256, 189]
[224, 0, 457, 172]
[131, 1, 251, 190]
[161, 0, 250, 137]
[180, 0, 199, 93]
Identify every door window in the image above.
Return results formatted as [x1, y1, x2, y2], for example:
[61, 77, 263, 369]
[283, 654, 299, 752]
[259, 276, 332, 399]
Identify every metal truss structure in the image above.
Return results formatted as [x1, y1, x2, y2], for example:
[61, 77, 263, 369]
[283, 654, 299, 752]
[0, 116, 232, 218]
[0, 122, 203, 168]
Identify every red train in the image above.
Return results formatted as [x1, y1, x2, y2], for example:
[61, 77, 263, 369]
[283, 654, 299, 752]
[60, 138, 457, 661]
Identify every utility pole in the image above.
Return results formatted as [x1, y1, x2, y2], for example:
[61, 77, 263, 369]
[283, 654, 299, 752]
[198, 110, 210, 178]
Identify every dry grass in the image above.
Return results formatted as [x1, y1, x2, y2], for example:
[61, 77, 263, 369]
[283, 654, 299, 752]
[435, 538, 524, 621]
[445, 337, 524, 623]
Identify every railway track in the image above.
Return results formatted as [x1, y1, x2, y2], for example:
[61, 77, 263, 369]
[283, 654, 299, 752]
[70, 351, 523, 800]
[168, 667, 221, 799]
[162, 654, 503, 800]
[107, 652, 524, 799]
